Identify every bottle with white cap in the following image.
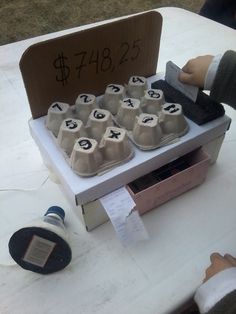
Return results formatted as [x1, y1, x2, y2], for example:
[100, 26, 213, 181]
[8, 206, 72, 274]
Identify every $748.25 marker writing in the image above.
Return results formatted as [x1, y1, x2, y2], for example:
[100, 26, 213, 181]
[53, 39, 141, 86]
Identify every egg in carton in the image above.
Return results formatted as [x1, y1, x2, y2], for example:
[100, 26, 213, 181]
[46, 99, 134, 177]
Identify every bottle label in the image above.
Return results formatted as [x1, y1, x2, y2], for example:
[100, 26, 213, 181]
[23, 235, 56, 267]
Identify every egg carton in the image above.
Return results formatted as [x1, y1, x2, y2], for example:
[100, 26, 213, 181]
[45, 76, 189, 177]
[101, 77, 188, 149]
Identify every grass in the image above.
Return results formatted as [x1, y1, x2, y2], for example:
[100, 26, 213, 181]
[0, 0, 204, 45]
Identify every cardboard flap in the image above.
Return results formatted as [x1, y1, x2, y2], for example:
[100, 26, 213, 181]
[20, 11, 162, 119]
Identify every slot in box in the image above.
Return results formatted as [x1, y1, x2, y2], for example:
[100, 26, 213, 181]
[82, 148, 210, 230]
[127, 148, 210, 214]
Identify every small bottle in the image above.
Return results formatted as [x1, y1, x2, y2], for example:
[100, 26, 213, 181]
[8, 206, 72, 274]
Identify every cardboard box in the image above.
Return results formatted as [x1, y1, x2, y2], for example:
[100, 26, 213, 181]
[20, 11, 231, 231]
[29, 110, 230, 207]
[81, 148, 210, 230]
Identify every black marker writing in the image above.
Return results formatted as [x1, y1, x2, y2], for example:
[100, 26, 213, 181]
[79, 139, 92, 150]
[164, 104, 179, 113]
[53, 53, 70, 86]
[109, 130, 121, 139]
[52, 103, 62, 111]
[132, 76, 144, 84]
[65, 119, 77, 129]
[148, 90, 160, 98]
[80, 94, 92, 103]
[93, 110, 105, 119]
[124, 98, 134, 107]
[142, 116, 154, 124]
[108, 84, 121, 93]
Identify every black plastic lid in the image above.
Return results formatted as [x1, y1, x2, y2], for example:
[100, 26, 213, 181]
[45, 206, 65, 221]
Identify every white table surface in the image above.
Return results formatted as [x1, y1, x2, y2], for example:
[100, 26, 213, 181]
[1, 7, 236, 314]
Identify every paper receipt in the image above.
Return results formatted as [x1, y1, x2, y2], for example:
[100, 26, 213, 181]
[100, 187, 148, 246]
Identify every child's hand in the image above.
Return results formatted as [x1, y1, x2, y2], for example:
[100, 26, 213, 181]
[179, 55, 214, 88]
[203, 252, 236, 282]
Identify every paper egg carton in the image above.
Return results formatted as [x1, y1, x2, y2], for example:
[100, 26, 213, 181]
[45, 76, 189, 177]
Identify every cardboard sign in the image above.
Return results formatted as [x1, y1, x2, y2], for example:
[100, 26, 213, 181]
[20, 11, 162, 119]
